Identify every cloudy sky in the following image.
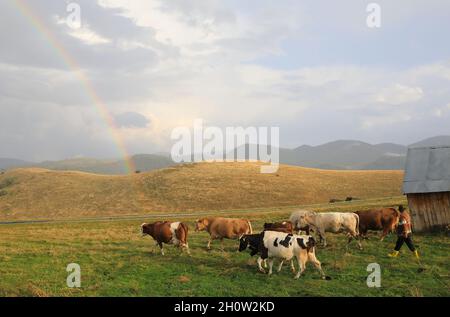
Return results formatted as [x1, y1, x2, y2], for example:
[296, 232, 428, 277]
[1, 0, 450, 161]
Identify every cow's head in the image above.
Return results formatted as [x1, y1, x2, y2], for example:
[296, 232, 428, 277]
[293, 210, 313, 230]
[295, 216, 306, 230]
[141, 223, 153, 237]
[238, 235, 250, 252]
[195, 218, 209, 232]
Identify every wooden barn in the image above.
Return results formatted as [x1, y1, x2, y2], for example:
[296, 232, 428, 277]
[403, 146, 450, 232]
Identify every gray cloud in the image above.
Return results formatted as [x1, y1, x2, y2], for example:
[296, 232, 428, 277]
[114, 112, 150, 128]
[0, 0, 175, 72]
[0, 0, 450, 161]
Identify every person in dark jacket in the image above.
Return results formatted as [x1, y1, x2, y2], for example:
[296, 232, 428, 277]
[388, 205, 419, 259]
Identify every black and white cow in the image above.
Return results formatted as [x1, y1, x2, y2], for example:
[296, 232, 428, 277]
[239, 231, 329, 279]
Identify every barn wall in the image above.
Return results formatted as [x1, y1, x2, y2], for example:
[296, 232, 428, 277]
[407, 192, 450, 232]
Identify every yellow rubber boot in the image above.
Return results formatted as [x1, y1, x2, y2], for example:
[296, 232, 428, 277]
[414, 250, 420, 259]
[388, 250, 399, 258]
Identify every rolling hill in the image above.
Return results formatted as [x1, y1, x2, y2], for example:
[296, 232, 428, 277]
[0, 158, 33, 170]
[0, 162, 404, 221]
[36, 154, 175, 175]
[0, 154, 175, 175]
[409, 135, 450, 148]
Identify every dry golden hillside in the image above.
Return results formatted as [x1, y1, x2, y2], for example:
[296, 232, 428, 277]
[0, 162, 404, 220]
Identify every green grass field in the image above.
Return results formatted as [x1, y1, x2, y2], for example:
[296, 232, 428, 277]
[0, 197, 448, 297]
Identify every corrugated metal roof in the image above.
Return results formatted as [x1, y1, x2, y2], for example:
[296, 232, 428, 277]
[403, 146, 450, 194]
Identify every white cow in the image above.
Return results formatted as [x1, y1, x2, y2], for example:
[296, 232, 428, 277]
[239, 231, 328, 279]
[290, 210, 315, 233]
[290, 210, 362, 250]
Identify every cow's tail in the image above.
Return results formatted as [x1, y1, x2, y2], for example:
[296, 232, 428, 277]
[179, 222, 189, 244]
[247, 220, 253, 234]
[353, 213, 360, 236]
[180, 222, 189, 235]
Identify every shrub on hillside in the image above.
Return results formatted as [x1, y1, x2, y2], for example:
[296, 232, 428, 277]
[0, 178, 15, 190]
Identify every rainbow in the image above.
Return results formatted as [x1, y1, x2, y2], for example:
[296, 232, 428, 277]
[12, 0, 136, 174]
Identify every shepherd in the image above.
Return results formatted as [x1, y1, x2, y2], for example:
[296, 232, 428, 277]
[388, 205, 420, 260]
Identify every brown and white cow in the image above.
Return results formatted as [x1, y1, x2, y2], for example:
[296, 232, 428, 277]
[195, 217, 253, 250]
[141, 221, 190, 255]
[263, 221, 294, 234]
[355, 207, 400, 241]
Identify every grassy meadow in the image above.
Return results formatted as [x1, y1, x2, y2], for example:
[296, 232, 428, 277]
[0, 197, 448, 297]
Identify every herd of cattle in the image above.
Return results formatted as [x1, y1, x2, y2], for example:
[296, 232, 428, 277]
[141, 206, 401, 279]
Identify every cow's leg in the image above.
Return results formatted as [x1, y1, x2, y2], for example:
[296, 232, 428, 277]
[290, 259, 296, 273]
[220, 238, 225, 252]
[360, 228, 369, 240]
[359, 227, 367, 240]
[345, 232, 353, 252]
[207, 236, 214, 250]
[356, 234, 363, 250]
[257, 257, 266, 273]
[294, 256, 306, 279]
[182, 243, 191, 255]
[312, 226, 326, 247]
[320, 231, 327, 247]
[173, 240, 182, 253]
[356, 230, 365, 248]
[308, 252, 326, 279]
[346, 233, 353, 251]
[278, 259, 294, 272]
[158, 242, 165, 256]
[380, 229, 389, 241]
[277, 260, 284, 272]
[346, 231, 363, 251]
[267, 259, 274, 277]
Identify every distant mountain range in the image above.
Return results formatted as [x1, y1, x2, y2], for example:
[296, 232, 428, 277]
[0, 154, 174, 175]
[0, 158, 32, 170]
[279, 135, 450, 170]
[277, 140, 408, 170]
[227, 135, 450, 170]
[408, 135, 450, 148]
[1, 135, 450, 174]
